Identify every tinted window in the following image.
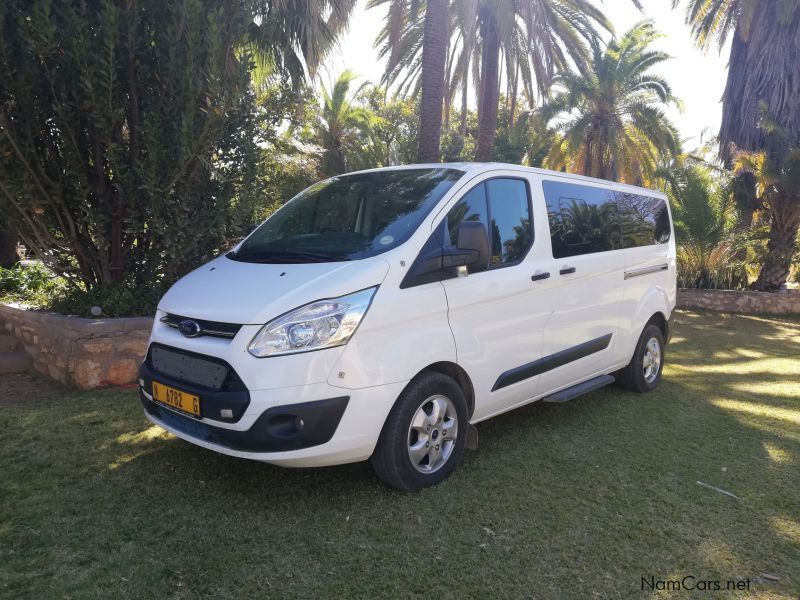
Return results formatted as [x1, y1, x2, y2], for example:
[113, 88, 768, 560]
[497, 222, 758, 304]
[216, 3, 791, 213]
[446, 178, 532, 267]
[232, 168, 464, 263]
[616, 192, 671, 247]
[543, 181, 622, 258]
[446, 183, 489, 246]
[486, 179, 532, 265]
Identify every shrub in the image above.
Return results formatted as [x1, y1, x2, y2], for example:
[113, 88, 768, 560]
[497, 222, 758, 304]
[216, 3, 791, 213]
[0, 262, 67, 305]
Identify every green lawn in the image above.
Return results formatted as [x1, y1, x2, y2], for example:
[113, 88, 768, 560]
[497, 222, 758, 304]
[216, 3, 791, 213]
[1, 310, 799, 598]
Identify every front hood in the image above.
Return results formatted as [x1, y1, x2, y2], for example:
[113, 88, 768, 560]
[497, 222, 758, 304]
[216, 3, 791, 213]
[158, 255, 391, 324]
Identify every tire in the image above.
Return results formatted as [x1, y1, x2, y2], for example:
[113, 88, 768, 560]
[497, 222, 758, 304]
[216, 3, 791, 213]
[617, 324, 665, 393]
[371, 372, 468, 491]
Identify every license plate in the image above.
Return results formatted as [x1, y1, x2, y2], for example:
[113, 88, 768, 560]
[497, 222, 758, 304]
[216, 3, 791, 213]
[152, 381, 201, 417]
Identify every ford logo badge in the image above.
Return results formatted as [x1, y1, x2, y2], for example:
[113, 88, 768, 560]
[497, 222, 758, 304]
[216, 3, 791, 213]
[178, 319, 202, 338]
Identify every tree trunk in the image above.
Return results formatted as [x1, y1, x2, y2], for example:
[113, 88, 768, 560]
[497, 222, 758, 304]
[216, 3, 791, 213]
[508, 63, 519, 142]
[460, 60, 469, 138]
[719, 4, 800, 164]
[0, 227, 18, 267]
[417, 0, 448, 163]
[753, 200, 800, 291]
[732, 171, 761, 230]
[476, 9, 500, 162]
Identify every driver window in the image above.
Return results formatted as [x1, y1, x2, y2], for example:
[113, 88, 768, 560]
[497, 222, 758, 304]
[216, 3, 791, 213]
[446, 183, 489, 246]
[446, 178, 532, 267]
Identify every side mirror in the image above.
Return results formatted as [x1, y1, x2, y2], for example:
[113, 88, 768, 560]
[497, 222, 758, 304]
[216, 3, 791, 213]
[456, 221, 490, 273]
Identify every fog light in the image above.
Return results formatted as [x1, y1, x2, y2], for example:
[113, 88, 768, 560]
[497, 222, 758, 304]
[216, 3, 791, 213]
[220, 408, 233, 418]
[294, 417, 305, 430]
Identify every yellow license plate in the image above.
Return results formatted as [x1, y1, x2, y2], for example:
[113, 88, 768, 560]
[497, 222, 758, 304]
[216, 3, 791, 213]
[152, 381, 201, 417]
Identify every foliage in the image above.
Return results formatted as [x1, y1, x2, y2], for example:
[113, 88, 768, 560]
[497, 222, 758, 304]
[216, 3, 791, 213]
[246, 0, 357, 83]
[732, 116, 800, 290]
[0, 262, 65, 301]
[47, 281, 165, 318]
[360, 88, 419, 167]
[0, 0, 261, 294]
[492, 97, 536, 165]
[660, 162, 749, 289]
[316, 70, 376, 176]
[540, 22, 681, 186]
[0, 0, 359, 316]
[252, 139, 321, 223]
[371, 0, 621, 161]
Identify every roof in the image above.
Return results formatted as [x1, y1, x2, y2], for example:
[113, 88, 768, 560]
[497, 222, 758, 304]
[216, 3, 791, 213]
[344, 162, 666, 197]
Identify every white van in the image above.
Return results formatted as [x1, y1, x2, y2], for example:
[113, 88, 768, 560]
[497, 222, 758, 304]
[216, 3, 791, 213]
[139, 163, 676, 490]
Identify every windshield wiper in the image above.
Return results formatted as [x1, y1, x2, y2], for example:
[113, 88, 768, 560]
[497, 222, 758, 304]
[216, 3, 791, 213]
[228, 249, 351, 263]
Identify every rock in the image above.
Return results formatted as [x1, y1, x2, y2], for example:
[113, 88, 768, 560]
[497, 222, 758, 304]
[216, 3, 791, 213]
[105, 358, 139, 385]
[72, 359, 103, 389]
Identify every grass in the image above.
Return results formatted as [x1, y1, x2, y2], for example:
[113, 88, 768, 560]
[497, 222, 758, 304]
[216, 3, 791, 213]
[1, 310, 799, 598]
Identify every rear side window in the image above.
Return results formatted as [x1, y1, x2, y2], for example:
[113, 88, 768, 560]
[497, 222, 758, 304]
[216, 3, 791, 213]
[446, 178, 533, 267]
[543, 181, 622, 259]
[616, 192, 671, 247]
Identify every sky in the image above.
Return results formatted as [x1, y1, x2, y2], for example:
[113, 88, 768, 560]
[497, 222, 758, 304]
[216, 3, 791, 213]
[325, 0, 731, 148]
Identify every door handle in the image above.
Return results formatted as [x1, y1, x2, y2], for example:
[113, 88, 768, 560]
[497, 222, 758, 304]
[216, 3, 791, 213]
[531, 272, 550, 282]
[559, 267, 577, 275]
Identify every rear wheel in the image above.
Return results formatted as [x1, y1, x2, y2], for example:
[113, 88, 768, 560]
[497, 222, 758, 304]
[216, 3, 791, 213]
[618, 324, 665, 393]
[371, 372, 468, 491]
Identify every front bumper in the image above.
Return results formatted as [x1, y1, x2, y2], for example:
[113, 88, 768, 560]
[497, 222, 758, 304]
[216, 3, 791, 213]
[140, 390, 349, 453]
[139, 359, 408, 467]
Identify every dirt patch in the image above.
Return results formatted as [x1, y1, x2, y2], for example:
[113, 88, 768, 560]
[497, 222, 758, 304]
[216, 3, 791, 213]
[0, 372, 70, 405]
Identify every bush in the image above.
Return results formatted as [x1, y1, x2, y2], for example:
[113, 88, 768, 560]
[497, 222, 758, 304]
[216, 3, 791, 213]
[48, 283, 164, 318]
[0, 262, 67, 305]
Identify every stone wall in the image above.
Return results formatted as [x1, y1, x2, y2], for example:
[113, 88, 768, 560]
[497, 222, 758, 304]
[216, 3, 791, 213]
[0, 303, 152, 389]
[677, 289, 800, 315]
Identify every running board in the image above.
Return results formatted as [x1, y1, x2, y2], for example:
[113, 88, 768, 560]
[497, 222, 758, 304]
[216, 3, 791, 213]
[542, 374, 615, 403]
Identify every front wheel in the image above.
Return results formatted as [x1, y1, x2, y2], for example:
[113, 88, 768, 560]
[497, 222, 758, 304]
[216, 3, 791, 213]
[371, 372, 468, 491]
[617, 324, 665, 393]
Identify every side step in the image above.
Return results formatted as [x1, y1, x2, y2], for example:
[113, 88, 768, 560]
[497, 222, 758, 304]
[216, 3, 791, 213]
[542, 374, 615, 403]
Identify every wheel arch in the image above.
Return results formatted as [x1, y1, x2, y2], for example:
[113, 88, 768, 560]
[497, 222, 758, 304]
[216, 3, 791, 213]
[414, 361, 476, 419]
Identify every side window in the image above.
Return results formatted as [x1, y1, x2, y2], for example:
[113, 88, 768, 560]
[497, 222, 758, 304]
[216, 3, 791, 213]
[445, 178, 533, 267]
[542, 180, 622, 259]
[446, 183, 489, 246]
[486, 179, 532, 265]
[616, 192, 671, 247]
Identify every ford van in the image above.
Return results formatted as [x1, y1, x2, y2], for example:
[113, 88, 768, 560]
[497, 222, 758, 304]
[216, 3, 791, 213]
[138, 163, 676, 491]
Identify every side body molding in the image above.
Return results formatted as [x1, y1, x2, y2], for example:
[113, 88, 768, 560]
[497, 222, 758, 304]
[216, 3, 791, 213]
[492, 333, 613, 392]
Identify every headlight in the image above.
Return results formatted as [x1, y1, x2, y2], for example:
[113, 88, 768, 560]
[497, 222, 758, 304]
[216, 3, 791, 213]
[248, 287, 377, 357]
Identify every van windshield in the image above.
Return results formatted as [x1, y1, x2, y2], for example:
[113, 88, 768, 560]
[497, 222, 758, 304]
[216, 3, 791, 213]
[229, 168, 464, 263]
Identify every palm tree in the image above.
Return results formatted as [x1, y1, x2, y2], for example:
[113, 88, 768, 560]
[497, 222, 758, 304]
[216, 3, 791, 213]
[674, 0, 800, 282]
[316, 71, 375, 176]
[248, 0, 358, 84]
[674, 0, 800, 163]
[661, 162, 747, 289]
[732, 119, 800, 291]
[473, 0, 615, 161]
[539, 22, 681, 185]
[416, 0, 449, 162]
[373, 0, 621, 163]
[370, 0, 448, 162]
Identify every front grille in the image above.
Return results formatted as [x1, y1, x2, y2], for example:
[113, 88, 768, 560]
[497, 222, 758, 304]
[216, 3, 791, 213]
[160, 313, 242, 339]
[150, 345, 231, 390]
